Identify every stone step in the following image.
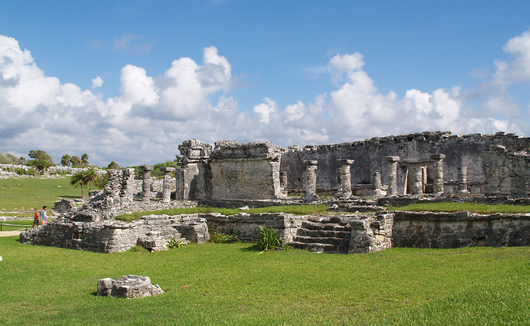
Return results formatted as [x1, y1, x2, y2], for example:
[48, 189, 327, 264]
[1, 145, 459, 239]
[297, 228, 351, 239]
[293, 235, 350, 246]
[290, 241, 334, 253]
[290, 241, 349, 253]
[301, 221, 351, 232]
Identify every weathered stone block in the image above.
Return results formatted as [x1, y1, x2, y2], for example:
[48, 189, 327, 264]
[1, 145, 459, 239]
[97, 275, 164, 299]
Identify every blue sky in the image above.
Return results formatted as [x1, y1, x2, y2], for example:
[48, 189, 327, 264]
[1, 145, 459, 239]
[1, 0, 530, 166]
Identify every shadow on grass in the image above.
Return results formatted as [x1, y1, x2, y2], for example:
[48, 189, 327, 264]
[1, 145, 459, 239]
[239, 243, 262, 252]
[59, 195, 81, 199]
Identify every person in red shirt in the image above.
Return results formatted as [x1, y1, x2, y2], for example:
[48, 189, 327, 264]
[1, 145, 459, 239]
[32, 208, 39, 228]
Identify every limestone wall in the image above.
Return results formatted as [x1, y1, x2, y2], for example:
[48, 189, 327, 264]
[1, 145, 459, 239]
[209, 141, 286, 200]
[19, 214, 209, 253]
[483, 145, 530, 195]
[392, 211, 530, 248]
[202, 212, 306, 243]
[281, 131, 530, 193]
[348, 213, 394, 253]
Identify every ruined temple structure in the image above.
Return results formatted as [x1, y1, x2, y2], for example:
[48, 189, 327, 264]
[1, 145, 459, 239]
[176, 140, 286, 200]
[19, 131, 530, 254]
[176, 131, 530, 200]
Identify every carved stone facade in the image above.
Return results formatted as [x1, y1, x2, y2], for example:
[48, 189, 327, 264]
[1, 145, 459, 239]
[176, 139, 212, 200]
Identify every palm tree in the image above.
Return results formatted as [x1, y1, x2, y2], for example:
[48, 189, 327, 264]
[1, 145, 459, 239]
[81, 153, 89, 166]
[70, 171, 85, 198]
[82, 168, 99, 192]
[61, 154, 71, 167]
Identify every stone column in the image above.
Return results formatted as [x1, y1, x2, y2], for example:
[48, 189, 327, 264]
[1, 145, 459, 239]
[458, 166, 469, 194]
[160, 167, 175, 203]
[175, 164, 187, 200]
[280, 171, 288, 189]
[430, 154, 445, 196]
[336, 159, 354, 199]
[411, 165, 423, 195]
[141, 165, 153, 202]
[280, 171, 288, 196]
[372, 172, 383, 197]
[303, 160, 318, 201]
[384, 156, 400, 197]
[120, 168, 136, 204]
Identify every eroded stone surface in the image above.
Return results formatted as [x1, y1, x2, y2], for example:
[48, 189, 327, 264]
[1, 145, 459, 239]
[97, 275, 164, 299]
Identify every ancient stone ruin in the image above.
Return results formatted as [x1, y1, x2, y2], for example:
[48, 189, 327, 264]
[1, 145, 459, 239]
[18, 131, 530, 254]
[97, 275, 164, 299]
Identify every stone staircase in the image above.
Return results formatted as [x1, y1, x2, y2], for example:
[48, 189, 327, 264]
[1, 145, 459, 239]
[290, 216, 352, 253]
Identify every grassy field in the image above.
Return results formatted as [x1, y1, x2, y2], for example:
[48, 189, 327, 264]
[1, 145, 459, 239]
[0, 219, 34, 231]
[0, 177, 81, 212]
[2, 178, 530, 324]
[0, 236, 529, 325]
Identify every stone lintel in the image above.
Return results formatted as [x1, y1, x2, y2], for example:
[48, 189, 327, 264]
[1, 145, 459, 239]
[210, 141, 286, 161]
[338, 159, 354, 165]
[160, 167, 175, 172]
[141, 165, 154, 171]
[304, 160, 318, 166]
[400, 161, 429, 167]
[430, 153, 445, 160]
[384, 156, 401, 162]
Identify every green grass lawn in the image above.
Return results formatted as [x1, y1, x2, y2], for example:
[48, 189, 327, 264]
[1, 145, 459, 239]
[116, 204, 330, 221]
[393, 202, 530, 214]
[0, 219, 34, 231]
[1, 236, 529, 325]
[0, 178, 81, 211]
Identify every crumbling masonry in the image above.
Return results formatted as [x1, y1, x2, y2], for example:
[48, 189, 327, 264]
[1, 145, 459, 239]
[19, 131, 530, 254]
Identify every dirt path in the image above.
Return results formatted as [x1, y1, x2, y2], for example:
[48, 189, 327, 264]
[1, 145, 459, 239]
[0, 231, 22, 237]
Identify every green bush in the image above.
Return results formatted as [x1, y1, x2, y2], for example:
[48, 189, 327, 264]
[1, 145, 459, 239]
[210, 229, 240, 243]
[166, 238, 182, 249]
[15, 168, 36, 176]
[257, 225, 280, 250]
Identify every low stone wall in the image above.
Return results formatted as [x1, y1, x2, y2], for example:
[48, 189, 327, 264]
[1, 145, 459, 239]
[202, 212, 307, 243]
[349, 213, 394, 253]
[19, 214, 209, 253]
[392, 211, 530, 248]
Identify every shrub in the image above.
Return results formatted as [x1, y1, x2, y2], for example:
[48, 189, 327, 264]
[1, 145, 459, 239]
[257, 226, 280, 251]
[210, 229, 240, 243]
[15, 168, 36, 176]
[166, 238, 182, 249]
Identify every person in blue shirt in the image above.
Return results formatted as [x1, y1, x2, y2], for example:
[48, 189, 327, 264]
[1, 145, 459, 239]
[40, 206, 48, 225]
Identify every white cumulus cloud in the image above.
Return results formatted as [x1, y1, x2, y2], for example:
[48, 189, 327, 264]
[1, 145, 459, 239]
[0, 31, 529, 166]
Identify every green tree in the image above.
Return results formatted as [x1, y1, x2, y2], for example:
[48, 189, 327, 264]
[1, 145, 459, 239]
[0, 153, 9, 164]
[27, 159, 51, 174]
[61, 154, 72, 167]
[81, 153, 89, 166]
[107, 161, 120, 169]
[70, 170, 86, 198]
[93, 172, 108, 189]
[152, 160, 179, 178]
[28, 150, 55, 165]
[70, 156, 81, 167]
[82, 168, 99, 192]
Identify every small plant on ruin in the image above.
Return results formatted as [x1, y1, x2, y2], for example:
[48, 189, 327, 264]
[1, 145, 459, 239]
[166, 238, 182, 249]
[257, 226, 280, 251]
[210, 229, 240, 243]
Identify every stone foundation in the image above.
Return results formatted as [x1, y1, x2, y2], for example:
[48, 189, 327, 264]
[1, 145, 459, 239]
[203, 212, 306, 243]
[392, 211, 530, 248]
[19, 214, 209, 253]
